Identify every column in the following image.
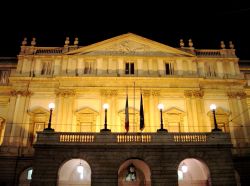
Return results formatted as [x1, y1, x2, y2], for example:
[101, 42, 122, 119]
[117, 58, 123, 76]
[193, 90, 205, 132]
[96, 58, 103, 75]
[8, 90, 32, 146]
[110, 90, 118, 131]
[137, 58, 143, 76]
[190, 92, 199, 132]
[176, 59, 183, 75]
[152, 90, 160, 132]
[157, 58, 165, 76]
[33, 58, 41, 76]
[22, 57, 32, 76]
[53, 57, 62, 76]
[229, 62, 236, 76]
[184, 90, 195, 132]
[61, 56, 68, 75]
[67, 57, 77, 75]
[55, 90, 76, 132]
[216, 61, 224, 78]
[227, 92, 244, 147]
[2, 91, 17, 145]
[148, 59, 153, 75]
[237, 92, 250, 143]
[142, 90, 150, 132]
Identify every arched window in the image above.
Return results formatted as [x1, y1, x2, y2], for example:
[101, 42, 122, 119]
[178, 158, 211, 186]
[0, 117, 5, 145]
[58, 158, 91, 186]
[19, 167, 33, 186]
[118, 159, 151, 186]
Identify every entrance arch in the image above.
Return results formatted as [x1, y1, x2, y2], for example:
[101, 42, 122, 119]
[118, 159, 151, 186]
[58, 158, 91, 186]
[178, 158, 211, 186]
[19, 167, 33, 186]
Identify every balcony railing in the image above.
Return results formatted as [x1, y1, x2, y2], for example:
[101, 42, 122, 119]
[36, 132, 231, 146]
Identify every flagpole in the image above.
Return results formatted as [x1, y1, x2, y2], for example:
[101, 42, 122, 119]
[125, 86, 129, 133]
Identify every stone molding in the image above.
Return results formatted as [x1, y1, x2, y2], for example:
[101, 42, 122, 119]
[56, 89, 76, 97]
[100, 89, 118, 97]
[184, 90, 203, 98]
[227, 91, 247, 99]
[9, 90, 33, 97]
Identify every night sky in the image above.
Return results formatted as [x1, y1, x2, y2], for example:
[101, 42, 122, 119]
[0, 0, 249, 59]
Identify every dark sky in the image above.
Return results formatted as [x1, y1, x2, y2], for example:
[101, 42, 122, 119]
[1, 0, 250, 59]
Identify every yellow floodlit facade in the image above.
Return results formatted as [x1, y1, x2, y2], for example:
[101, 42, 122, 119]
[0, 33, 249, 185]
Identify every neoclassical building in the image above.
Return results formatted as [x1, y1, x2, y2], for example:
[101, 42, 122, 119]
[0, 33, 249, 185]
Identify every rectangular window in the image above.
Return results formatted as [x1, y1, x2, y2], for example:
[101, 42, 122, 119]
[165, 63, 170, 75]
[125, 62, 135, 74]
[125, 63, 130, 74]
[0, 70, 10, 85]
[130, 63, 134, 74]
[165, 63, 174, 75]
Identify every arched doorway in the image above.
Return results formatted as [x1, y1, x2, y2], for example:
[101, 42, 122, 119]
[178, 158, 211, 186]
[19, 167, 33, 186]
[58, 158, 91, 186]
[118, 159, 151, 186]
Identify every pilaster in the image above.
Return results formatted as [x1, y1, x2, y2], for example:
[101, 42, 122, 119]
[55, 89, 76, 132]
[184, 90, 194, 132]
[5, 90, 32, 146]
[152, 90, 160, 132]
[142, 90, 151, 132]
[227, 92, 244, 147]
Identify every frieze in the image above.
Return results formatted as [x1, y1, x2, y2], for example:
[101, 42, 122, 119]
[105, 40, 152, 54]
[227, 92, 238, 99]
[184, 90, 204, 98]
[9, 90, 33, 97]
[100, 89, 118, 97]
[56, 89, 76, 97]
[151, 90, 160, 96]
[184, 90, 192, 98]
[193, 90, 204, 98]
[237, 92, 247, 99]
[142, 90, 151, 97]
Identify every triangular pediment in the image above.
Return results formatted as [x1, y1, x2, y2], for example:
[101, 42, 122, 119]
[164, 107, 185, 115]
[28, 107, 49, 116]
[75, 107, 98, 116]
[66, 33, 194, 57]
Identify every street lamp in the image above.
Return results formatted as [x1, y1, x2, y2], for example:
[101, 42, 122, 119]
[157, 103, 168, 132]
[210, 104, 222, 132]
[44, 103, 55, 132]
[100, 103, 111, 132]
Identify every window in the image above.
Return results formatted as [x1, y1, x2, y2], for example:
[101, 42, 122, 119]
[41, 61, 52, 75]
[0, 70, 10, 85]
[84, 62, 92, 74]
[165, 63, 174, 75]
[27, 169, 33, 180]
[165, 63, 170, 75]
[125, 63, 134, 74]
[205, 63, 216, 77]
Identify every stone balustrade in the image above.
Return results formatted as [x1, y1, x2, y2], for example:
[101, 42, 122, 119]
[36, 131, 231, 146]
[35, 47, 63, 55]
[195, 49, 236, 57]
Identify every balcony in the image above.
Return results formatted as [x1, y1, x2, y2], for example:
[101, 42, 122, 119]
[36, 131, 231, 146]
